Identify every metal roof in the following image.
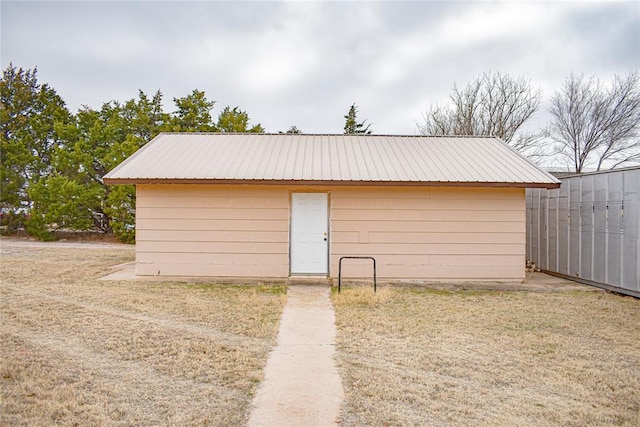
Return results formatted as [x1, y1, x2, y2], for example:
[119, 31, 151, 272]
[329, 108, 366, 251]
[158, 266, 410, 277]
[103, 133, 560, 188]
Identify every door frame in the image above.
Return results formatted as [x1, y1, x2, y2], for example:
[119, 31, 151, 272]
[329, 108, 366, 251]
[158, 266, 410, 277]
[288, 190, 330, 276]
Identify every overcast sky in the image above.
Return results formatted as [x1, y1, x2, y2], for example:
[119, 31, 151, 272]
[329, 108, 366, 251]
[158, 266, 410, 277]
[2, 1, 639, 135]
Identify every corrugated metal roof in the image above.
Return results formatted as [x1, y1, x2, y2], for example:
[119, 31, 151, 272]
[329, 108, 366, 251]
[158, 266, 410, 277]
[103, 133, 560, 188]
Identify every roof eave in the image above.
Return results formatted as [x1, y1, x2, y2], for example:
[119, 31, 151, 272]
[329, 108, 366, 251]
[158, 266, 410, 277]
[103, 177, 561, 189]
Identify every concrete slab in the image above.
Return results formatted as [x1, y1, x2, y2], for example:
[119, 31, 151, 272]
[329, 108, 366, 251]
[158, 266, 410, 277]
[377, 271, 598, 293]
[247, 285, 344, 427]
[98, 264, 287, 285]
[98, 262, 137, 281]
[97, 258, 596, 294]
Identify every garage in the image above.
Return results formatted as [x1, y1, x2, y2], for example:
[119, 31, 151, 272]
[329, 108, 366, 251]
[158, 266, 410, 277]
[104, 133, 559, 280]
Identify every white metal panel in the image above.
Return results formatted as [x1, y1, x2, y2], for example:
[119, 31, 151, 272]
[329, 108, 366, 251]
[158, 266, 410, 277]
[568, 179, 581, 277]
[622, 170, 639, 291]
[526, 167, 640, 297]
[557, 180, 570, 275]
[607, 172, 623, 286]
[539, 191, 549, 270]
[290, 193, 329, 274]
[548, 188, 559, 272]
[528, 189, 541, 265]
[580, 175, 595, 279]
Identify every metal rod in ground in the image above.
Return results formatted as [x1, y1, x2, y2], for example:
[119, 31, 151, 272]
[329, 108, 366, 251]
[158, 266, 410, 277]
[338, 256, 377, 294]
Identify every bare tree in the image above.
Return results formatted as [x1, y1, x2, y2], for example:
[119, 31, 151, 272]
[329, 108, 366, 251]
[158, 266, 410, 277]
[548, 71, 640, 173]
[509, 131, 558, 164]
[418, 71, 542, 145]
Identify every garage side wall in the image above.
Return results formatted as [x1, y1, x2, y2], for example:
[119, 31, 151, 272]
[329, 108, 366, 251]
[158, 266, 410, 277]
[135, 184, 290, 276]
[331, 187, 526, 280]
[135, 184, 525, 280]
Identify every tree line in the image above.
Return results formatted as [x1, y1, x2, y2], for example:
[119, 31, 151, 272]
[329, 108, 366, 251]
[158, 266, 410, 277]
[0, 64, 270, 242]
[419, 70, 640, 172]
[0, 64, 375, 241]
[1, 63, 638, 242]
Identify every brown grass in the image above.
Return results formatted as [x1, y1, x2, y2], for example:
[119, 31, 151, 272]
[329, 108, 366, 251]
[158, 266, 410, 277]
[332, 285, 640, 426]
[0, 242, 286, 426]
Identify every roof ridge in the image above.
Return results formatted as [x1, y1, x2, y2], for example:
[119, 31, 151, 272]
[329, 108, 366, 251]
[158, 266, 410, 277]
[156, 132, 499, 138]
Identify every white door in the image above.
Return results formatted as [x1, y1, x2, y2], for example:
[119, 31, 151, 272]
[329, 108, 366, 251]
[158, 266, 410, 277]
[290, 193, 329, 274]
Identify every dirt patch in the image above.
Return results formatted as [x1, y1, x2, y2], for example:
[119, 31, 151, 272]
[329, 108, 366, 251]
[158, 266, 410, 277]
[0, 244, 286, 426]
[332, 286, 640, 426]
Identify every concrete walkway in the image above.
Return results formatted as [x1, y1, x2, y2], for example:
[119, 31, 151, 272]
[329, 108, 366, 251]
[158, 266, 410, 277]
[247, 285, 344, 427]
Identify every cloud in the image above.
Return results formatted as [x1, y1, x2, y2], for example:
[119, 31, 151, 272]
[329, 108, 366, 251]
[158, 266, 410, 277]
[1, 0, 638, 137]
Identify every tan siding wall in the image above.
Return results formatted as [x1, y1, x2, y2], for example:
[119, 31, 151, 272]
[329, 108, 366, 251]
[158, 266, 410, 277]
[136, 184, 525, 280]
[330, 187, 525, 280]
[136, 184, 290, 276]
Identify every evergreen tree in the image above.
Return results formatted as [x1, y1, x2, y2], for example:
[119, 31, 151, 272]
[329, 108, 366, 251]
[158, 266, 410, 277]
[343, 103, 372, 134]
[170, 89, 216, 132]
[0, 64, 72, 230]
[217, 106, 264, 133]
[1, 63, 268, 242]
[27, 90, 168, 241]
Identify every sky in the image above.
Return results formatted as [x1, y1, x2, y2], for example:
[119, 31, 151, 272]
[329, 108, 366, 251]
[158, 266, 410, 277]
[1, 1, 639, 136]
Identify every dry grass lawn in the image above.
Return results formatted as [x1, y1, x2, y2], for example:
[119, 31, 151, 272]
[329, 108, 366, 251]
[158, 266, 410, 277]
[0, 241, 286, 426]
[333, 286, 640, 427]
